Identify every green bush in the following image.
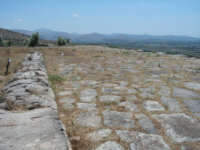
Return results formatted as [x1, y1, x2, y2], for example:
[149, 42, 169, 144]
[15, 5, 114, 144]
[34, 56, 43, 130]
[48, 74, 65, 84]
[57, 37, 70, 46]
[0, 37, 4, 47]
[29, 33, 39, 47]
[5, 40, 12, 47]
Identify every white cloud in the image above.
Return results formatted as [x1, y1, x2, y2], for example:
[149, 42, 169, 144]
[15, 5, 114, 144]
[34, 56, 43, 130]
[72, 13, 80, 18]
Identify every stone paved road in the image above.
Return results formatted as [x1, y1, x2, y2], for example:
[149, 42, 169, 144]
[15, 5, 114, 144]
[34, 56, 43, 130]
[54, 46, 200, 150]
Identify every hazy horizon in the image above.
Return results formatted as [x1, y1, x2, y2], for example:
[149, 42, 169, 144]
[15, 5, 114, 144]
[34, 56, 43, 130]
[1, 0, 200, 37]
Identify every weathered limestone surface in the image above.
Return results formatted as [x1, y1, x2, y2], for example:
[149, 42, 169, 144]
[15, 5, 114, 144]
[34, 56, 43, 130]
[0, 52, 70, 150]
[55, 46, 200, 149]
[153, 113, 200, 143]
[116, 130, 171, 150]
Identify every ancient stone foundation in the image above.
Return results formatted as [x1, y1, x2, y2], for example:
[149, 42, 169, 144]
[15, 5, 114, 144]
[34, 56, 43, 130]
[0, 52, 71, 150]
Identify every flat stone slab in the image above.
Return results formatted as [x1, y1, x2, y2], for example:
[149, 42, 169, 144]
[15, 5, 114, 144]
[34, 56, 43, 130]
[184, 82, 200, 91]
[153, 113, 200, 143]
[160, 97, 181, 112]
[173, 87, 200, 99]
[183, 100, 200, 113]
[74, 111, 101, 128]
[58, 91, 73, 97]
[96, 141, 125, 150]
[135, 113, 156, 134]
[86, 129, 112, 142]
[158, 86, 171, 97]
[0, 52, 70, 150]
[99, 95, 121, 103]
[80, 89, 97, 102]
[143, 100, 165, 111]
[59, 98, 76, 104]
[62, 103, 74, 110]
[77, 103, 97, 111]
[0, 108, 68, 150]
[103, 110, 134, 129]
[139, 86, 156, 99]
[116, 130, 171, 150]
[119, 101, 139, 112]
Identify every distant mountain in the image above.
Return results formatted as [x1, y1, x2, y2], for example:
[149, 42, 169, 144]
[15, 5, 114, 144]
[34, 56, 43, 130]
[0, 28, 30, 45]
[13, 28, 200, 44]
[13, 29, 33, 36]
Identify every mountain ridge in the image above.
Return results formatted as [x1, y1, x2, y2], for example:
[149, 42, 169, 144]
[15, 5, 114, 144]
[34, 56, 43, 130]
[12, 28, 200, 43]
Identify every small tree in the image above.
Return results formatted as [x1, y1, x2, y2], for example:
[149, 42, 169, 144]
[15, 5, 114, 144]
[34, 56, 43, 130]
[29, 32, 39, 47]
[57, 37, 66, 46]
[6, 40, 12, 47]
[66, 38, 70, 44]
[0, 37, 4, 47]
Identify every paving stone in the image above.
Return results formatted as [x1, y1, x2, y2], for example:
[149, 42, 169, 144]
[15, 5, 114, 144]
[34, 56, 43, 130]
[183, 100, 200, 113]
[81, 80, 98, 87]
[127, 89, 137, 94]
[101, 87, 116, 94]
[62, 103, 74, 110]
[120, 81, 128, 87]
[140, 86, 156, 99]
[71, 82, 81, 89]
[116, 130, 171, 150]
[184, 82, 200, 91]
[0, 108, 68, 150]
[103, 110, 134, 129]
[102, 83, 118, 87]
[75, 111, 101, 128]
[126, 95, 138, 101]
[158, 86, 171, 97]
[135, 114, 156, 134]
[80, 89, 97, 102]
[99, 95, 121, 103]
[119, 101, 139, 112]
[173, 87, 200, 99]
[96, 141, 125, 150]
[77, 103, 97, 111]
[160, 96, 181, 112]
[58, 91, 73, 97]
[153, 113, 200, 143]
[87, 129, 112, 142]
[59, 98, 76, 104]
[143, 101, 165, 111]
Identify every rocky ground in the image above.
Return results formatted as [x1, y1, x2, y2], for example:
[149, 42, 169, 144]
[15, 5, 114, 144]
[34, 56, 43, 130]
[0, 45, 200, 150]
[0, 52, 70, 150]
[50, 46, 200, 150]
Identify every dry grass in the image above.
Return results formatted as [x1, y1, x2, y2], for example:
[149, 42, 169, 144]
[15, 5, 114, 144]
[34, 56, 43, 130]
[1, 45, 200, 150]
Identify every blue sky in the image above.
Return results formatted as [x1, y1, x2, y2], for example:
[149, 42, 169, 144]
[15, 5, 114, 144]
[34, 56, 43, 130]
[0, 0, 200, 37]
